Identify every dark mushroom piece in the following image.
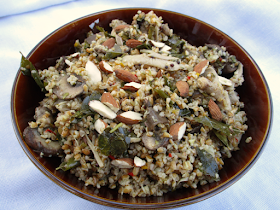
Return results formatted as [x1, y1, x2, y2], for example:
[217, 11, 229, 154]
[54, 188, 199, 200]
[142, 133, 169, 150]
[145, 107, 168, 131]
[53, 74, 85, 100]
[222, 62, 238, 74]
[23, 126, 61, 156]
[55, 56, 66, 71]
[85, 34, 96, 45]
[34, 106, 54, 124]
[205, 44, 222, 51]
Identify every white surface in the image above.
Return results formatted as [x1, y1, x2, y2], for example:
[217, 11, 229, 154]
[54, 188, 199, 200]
[1, 0, 280, 209]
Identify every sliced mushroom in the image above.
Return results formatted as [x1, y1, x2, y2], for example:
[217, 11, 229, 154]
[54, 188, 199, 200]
[35, 106, 50, 119]
[142, 133, 169, 150]
[34, 106, 54, 128]
[23, 126, 61, 156]
[85, 34, 96, 44]
[145, 107, 168, 131]
[223, 63, 238, 74]
[55, 56, 66, 71]
[205, 44, 222, 51]
[53, 75, 85, 100]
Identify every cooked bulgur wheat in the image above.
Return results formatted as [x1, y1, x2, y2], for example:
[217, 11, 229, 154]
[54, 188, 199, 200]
[23, 10, 250, 197]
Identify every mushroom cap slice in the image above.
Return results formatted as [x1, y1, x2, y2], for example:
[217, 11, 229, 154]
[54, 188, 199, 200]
[145, 107, 168, 130]
[23, 126, 61, 156]
[142, 133, 169, 150]
[53, 75, 85, 100]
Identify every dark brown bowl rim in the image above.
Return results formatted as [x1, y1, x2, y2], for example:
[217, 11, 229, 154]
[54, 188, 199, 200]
[11, 7, 273, 209]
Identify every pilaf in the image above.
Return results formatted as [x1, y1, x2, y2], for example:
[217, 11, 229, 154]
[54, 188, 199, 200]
[21, 10, 250, 197]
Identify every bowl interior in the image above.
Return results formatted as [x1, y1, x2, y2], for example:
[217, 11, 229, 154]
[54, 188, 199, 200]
[11, 8, 272, 208]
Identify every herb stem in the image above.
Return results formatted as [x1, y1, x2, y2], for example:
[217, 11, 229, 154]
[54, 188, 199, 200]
[110, 122, 123, 133]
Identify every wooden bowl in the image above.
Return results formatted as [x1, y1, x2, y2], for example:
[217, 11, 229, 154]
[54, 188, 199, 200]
[11, 8, 273, 209]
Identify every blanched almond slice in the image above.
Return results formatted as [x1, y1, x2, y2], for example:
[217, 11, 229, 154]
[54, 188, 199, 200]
[160, 45, 172, 52]
[99, 61, 113, 74]
[122, 82, 142, 92]
[194, 60, 209, 74]
[102, 38, 115, 49]
[85, 60, 102, 83]
[176, 81, 189, 97]
[88, 100, 116, 119]
[94, 119, 108, 134]
[150, 40, 165, 48]
[218, 76, 233, 86]
[101, 92, 120, 113]
[114, 69, 140, 83]
[111, 158, 134, 168]
[208, 99, 223, 121]
[134, 156, 146, 167]
[169, 122, 186, 141]
[116, 111, 143, 125]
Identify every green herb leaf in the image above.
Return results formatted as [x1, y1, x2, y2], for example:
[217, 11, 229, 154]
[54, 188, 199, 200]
[166, 34, 185, 54]
[148, 25, 155, 39]
[179, 108, 191, 117]
[154, 89, 169, 99]
[96, 26, 114, 38]
[104, 51, 123, 60]
[213, 129, 229, 147]
[193, 116, 242, 137]
[98, 132, 111, 156]
[56, 157, 80, 171]
[163, 75, 176, 92]
[196, 147, 218, 178]
[20, 52, 46, 92]
[136, 43, 152, 50]
[170, 53, 186, 59]
[98, 127, 129, 157]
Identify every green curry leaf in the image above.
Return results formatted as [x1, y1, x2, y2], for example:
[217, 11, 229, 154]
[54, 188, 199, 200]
[194, 116, 242, 137]
[20, 52, 46, 93]
[98, 127, 129, 157]
[56, 157, 80, 171]
[196, 147, 218, 178]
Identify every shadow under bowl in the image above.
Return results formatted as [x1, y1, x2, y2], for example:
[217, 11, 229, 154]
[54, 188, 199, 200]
[11, 8, 273, 209]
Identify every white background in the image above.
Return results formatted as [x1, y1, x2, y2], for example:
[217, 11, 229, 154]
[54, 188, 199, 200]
[1, 0, 279, 209]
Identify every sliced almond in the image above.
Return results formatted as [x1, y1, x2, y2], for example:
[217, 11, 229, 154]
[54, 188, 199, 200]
[101, 92, 120, 113]
[85, 60, 102, 83]
[102, 38, 115, 49]
[114, 24, 130, 32]
[126, 39, 143, 48]
[194, 60, 209, 74]
[169, 122, 186, 141]
[88, 100, 116, 119]
[111, 158, 134, 168]
[150, 40, 165, 48]
[176, 81, 189, 97]
[134, 156, 146, 167]
[122, 82, 142, 92]
[116, 111, 143, 125]
[156, 69, 162, 78]
[160, 45, 172, 52]
[208, 99, 223, 121]
[218, 76, 233, 86]
[114, 69, 140, 83]
[99, 61, 113, 74]
[94, 119, 108, 134]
